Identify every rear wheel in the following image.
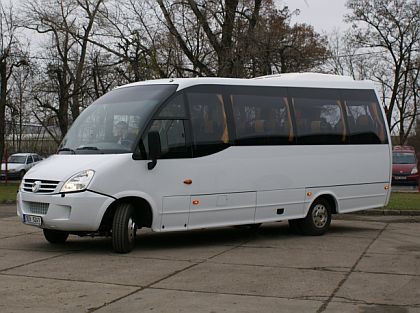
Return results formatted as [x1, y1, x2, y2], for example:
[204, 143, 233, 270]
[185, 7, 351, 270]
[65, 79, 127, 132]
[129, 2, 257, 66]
[299, 198, 332, 235]
[43, 229, 69, 244]
[112, 203, 137, 253]
[288, 219, 302, 234]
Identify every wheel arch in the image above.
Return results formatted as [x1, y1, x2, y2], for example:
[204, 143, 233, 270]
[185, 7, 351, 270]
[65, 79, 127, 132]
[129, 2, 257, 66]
[306, 192, 338, 215]
[99, 196, 154, 232]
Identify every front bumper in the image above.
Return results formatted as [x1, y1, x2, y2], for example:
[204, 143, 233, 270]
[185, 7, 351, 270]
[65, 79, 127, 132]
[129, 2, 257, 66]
[17, 190, 114, 232]
[391, 174, 419, 185]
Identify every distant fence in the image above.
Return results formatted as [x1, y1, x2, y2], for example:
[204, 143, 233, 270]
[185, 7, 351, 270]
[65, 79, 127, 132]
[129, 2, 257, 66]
[5, 139, 59, 157]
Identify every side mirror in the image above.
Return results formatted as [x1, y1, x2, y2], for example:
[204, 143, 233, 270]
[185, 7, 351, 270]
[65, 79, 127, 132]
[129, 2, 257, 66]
[147, 131, 161, 170]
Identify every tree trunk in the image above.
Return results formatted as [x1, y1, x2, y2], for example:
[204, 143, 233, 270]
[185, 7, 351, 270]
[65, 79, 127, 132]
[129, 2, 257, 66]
[0, 59, 7, 164]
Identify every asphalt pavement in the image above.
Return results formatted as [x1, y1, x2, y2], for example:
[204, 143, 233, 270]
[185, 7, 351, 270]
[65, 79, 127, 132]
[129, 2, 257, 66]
[0, 204, 420, 313]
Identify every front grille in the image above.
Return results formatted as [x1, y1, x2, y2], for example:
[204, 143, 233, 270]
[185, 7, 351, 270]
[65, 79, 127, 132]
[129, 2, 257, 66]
[23, 179, 59, 194]
[26, 202, 49, 215]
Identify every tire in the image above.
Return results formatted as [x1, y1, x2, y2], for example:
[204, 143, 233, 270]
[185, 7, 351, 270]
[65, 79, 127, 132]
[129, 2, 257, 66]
[19, 170, 26, 180]
[43, 229, 69, 244]
[112, 203, 137, 253]
[298, 198, 332, 236]
[288, 219, 302, 234]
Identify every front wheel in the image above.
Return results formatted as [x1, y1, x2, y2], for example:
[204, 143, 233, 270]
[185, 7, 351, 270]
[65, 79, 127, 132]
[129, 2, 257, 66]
[293, 198, 332, 236]
[43, 229, 69, 244]
[19, 170, 26, 180]
[112, 203, 137, 253]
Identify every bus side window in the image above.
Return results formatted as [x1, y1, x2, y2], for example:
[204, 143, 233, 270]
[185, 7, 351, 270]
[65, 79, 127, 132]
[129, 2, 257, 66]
[290, 88, 345, 145]
[342, 89, 388, 144]
[230, 90, 292, 145]
[186, 91, 230, 157]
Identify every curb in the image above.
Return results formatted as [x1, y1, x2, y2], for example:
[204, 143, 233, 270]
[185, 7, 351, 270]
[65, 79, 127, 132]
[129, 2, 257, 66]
[0, 201, 16, 205]
[355, 209, 420, 216]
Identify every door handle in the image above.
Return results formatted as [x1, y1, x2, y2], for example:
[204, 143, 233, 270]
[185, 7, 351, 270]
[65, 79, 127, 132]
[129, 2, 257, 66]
[183, 179, 192, 185]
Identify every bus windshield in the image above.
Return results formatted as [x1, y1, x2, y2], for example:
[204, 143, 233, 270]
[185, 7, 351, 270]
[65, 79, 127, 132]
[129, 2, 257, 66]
[59, 85, 177, 154]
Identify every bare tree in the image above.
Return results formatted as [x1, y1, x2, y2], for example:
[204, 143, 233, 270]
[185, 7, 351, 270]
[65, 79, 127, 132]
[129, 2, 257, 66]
[23, 0, 104, 139]
[325, 30, 372, 80]
[346, 0, 420, 143]
[155, 0, 328, 77]
[8, 56, 33, 152]
[76, 0, 170, 82]
[0, 3, 28, 163]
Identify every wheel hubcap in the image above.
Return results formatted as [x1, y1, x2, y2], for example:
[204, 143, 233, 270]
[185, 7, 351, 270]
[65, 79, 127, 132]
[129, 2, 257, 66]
[312, 204, 328, 228]
[127, 217, 137, 243]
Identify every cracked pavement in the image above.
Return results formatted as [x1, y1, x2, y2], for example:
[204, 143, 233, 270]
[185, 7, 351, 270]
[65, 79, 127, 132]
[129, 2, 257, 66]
[1, 204, 420, 313]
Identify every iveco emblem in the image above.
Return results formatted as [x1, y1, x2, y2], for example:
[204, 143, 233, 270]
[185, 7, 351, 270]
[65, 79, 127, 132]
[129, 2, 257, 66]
[32, 181, 42, 193]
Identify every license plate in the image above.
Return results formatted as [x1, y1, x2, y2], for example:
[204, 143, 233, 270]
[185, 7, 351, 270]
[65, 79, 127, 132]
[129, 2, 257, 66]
[394, 176, 406, 180]
[23, 214, 42, 226]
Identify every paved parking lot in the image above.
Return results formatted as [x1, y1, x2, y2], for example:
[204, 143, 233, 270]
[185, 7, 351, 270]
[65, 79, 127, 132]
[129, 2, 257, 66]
[0, 204, 420, 313]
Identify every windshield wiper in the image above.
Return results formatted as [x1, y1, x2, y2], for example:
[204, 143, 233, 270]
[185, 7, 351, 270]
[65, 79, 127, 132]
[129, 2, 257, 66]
[76, 146, 100, 151]
[58, 147, 76, 154]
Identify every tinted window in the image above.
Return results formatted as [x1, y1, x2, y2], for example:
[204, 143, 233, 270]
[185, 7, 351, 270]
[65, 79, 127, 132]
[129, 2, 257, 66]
[230, 88, 293, 145]
[27, 156, 34, 164]
[342, 90, 388, 144]
[290, 88, 346, 145]
[142, 93, 191, 159]
[187, 90, 230, 157]
[158, 93, 187, 118]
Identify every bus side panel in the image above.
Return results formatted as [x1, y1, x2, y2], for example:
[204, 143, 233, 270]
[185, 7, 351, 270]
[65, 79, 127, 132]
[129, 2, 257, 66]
[305, 183, 389, 215]
[187, 191, 256, 229]
[255, 188, 305, 223]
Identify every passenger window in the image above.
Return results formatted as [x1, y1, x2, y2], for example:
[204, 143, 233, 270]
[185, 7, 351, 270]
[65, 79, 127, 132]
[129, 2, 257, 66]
[231, 93, 293, 145]
[291, 88, 346, 145]
[145, 119, 190, 158]
[142, 94, 191, 159]
[343, 90, 387, 144]
[27, 156, 34, 164]
[158, 93, 186, 118]
[187, 91, 230, 157]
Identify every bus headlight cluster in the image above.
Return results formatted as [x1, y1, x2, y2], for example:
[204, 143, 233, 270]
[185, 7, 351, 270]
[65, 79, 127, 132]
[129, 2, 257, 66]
[60, 170, 95, 193]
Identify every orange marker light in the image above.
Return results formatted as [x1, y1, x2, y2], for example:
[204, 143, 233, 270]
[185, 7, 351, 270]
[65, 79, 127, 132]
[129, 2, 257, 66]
[192, 200, 200, 205]
[306, 192, 312, 197]
[384, 185, 389, 190]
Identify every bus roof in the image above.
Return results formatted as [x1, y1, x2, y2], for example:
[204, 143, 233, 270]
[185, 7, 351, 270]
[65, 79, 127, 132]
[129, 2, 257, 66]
[117, 73, 376, 91]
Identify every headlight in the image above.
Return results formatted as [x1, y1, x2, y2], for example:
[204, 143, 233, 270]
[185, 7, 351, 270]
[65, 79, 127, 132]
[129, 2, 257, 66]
[8, 168, 16, 173]
[411, 167, 418, 175]
[60, 170, 95, 193]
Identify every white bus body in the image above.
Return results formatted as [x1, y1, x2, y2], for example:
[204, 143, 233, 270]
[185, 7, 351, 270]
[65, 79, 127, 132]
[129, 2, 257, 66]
[17, 74, 392, 253]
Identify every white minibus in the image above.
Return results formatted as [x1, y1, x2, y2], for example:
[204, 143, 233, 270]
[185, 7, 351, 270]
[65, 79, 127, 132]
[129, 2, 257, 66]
[17, 73, 392, 253]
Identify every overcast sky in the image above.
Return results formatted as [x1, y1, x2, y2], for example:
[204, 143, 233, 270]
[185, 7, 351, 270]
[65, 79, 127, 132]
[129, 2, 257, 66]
[281, 0, 350, 34]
